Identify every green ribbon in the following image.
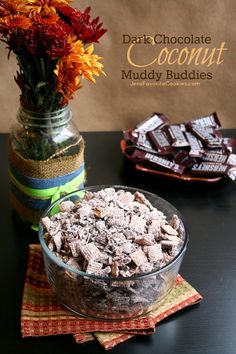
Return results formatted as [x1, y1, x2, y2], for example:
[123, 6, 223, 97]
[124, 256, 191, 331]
[9, 169, 85, 204]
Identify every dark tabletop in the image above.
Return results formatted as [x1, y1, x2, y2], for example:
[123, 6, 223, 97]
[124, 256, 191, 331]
[1, 130, 236, 354]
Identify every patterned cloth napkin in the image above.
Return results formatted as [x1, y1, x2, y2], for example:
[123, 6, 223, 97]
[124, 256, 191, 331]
[21, 245, 202, 350]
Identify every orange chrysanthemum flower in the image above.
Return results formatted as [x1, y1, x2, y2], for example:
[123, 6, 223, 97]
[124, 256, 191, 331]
[19, 0, 71, 16]
[32, 12, 59, 25]
[0, 0, 21, 17]
[69, 40, 105, 83]
[0, 14, 32, 35]
[54, 40, 105, 105]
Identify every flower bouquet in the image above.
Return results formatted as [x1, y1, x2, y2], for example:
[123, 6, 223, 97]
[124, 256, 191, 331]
[0, 0, 106, 159]
[0, 0, 107, 223]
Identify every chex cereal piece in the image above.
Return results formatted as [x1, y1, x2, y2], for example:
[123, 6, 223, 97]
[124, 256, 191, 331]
[93, 207, 107, 218]
[148, 209, 166, 221]
[122, 242, 133, 254]
[69, 240, 81, 258]
[147, 244, 163, 263]
[95, 232, 107, 246]
[86, 260, 103, 275]
[170, 214, 181, 230]
[95, 220, 106, 232]
[111, 260, 119, 277]
[134, 191, 153, 210]
[178, 223, 185, 239]
[148, 219, 161, 234]
[169, 245, 181, 257]
[99, 266, 111, 275]
[163, 235, 183, 245]
[124, 230, 136, 239]
[47, 240, 54, 252]
[41, 216, 52, 233]
[80, 242, 102, 261]
[107, 207, 125, 227]
[118, 191, 134, 203]
[139, 263, 154, 273]
[79, 205, 93, 219]
[130, 249, 148, 266]
[163, 252, 173, 263]
[129, 215, 146, 233]
[103, 188, 116, 202]
[59, 201, 74, 212]
[53, 231, 62, 252]
[161, 239, 180, 249]
[134, 237, 153, 246]
[161, 224, 178, 236]
[116, 254, 132, 266]
[113, 232, 126, 245]
[137, 203, 150, 215]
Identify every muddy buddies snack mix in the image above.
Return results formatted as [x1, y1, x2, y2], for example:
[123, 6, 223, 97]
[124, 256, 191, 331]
[41, 187, 187, 319]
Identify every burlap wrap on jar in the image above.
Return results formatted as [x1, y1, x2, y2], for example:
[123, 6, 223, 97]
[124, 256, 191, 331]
[8, 138, 85, 224]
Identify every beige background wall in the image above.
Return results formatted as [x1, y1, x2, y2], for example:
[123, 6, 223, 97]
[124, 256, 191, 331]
[0, 0, 235, 131]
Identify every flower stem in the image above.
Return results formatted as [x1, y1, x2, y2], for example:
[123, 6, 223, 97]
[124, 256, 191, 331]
[39, 57, 46, 82]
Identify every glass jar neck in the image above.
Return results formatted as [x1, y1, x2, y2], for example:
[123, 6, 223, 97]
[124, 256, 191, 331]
[17, 105, 72, 129]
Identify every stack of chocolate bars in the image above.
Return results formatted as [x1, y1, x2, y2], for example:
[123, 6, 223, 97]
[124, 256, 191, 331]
[123, 113, 236, 180]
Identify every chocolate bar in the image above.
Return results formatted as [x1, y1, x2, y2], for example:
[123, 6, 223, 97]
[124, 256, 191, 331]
[188, 124, 222, 148]
[174, 150, 196, 168]
[123, 130, 158, 154]
[135, 132, 158, 153]
[134, 113, 168, 134]
[202, 151, 236, 165]
[190, 112, 221, 129]
[179, 123, 186, 132]
[190, 162, 236, 180]
[124, 111, 236, 181]
[132, 150, 185, 175]
[166, 125, 189, 147]
[222, 138, 236, 152]
[148, 129, 173, 155]
[185, 131, 204, 158]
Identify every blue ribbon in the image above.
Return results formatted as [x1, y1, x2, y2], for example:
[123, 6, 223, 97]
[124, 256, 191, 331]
[9, 162, 84, 189]
[9, 164, 85, 210]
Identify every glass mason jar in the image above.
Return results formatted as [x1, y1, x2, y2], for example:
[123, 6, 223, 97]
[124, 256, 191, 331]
[8, 105, 85, 225]
[9, 105, 81, 160]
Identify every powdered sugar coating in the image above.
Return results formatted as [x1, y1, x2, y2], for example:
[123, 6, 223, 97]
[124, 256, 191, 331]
[43, 188, 184, 277]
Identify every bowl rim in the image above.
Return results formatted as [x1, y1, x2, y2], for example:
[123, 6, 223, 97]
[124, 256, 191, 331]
[38, 185, 189, 281]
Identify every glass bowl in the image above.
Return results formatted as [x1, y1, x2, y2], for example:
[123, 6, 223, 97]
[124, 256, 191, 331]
[38, 185, 188, 320]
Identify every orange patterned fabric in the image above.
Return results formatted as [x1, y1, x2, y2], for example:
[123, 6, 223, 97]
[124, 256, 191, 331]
[21, 245, 202, 349]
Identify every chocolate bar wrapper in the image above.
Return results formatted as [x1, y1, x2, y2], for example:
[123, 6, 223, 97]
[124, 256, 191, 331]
[148, 130, 173, 155]
[174, 150, 196, 168]
[222, 137, 236, 152]
[134, 113, 168, 134]
[166, 125, 189, 148]
[189, 112, 221, 129]
[202, 151, 236, 165]
[185, 132, 204, 158]
[190, 162, 236, 180]
[131, 150, 185, 175]
[187, 124, 222, 148]
[123, 130, 158, 155]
